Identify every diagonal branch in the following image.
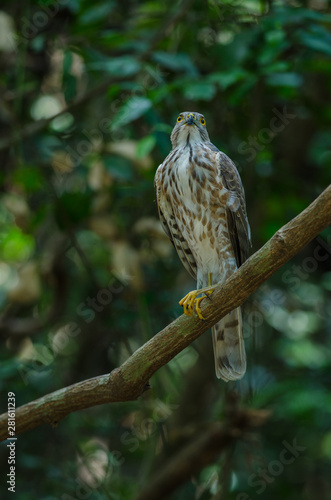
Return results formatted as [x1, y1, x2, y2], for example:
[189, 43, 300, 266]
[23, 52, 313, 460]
[0, 185, 330, 442]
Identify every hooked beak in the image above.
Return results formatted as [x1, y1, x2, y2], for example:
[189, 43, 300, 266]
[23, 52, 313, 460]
[185, 114, 196, 126]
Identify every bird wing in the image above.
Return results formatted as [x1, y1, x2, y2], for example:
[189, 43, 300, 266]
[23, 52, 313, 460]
[154, 165, 197, 279]
[207, 143, 251, 267]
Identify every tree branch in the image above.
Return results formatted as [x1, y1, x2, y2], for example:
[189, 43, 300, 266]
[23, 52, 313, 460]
[0, 185, 330, 442]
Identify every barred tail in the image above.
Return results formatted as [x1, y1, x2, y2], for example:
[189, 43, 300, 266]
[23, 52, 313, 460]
[212, 307, 246, 382]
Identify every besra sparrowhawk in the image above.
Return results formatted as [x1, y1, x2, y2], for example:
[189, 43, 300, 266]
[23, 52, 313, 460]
[155, 111, 251, 381]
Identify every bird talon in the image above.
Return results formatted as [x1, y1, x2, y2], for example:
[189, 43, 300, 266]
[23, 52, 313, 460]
[195, 296, 206, 319]
[179, 288, 215, 320]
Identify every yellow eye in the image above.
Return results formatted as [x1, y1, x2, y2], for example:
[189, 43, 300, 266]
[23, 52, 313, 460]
[177, 115, 183, 123]
[200, 117, 206, 126]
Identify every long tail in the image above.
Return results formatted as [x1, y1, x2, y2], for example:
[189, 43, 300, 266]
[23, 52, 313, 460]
[212, 307, 246, 381]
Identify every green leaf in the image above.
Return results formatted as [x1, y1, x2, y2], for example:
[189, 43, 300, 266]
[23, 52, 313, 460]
[136, 135, 156, 158]
[257, 39, 289, 66]
[13, 166, 42, 193]
[301, 34, 331, 56]
[277, 339, 329, 368]
[261, 61, 290, 75]
[266, 72, 303, 88]
[296, 24, 331, 56]
[63, 73, 77, 103]
[79, 2, 115, 25]
[182, 81, 216, 101]
[91, 56, 141, 77]
[152, 52, 197, 75]
[0, 227, 35, 262]
[99, 30, 129, 49]
[208, 69, 248, 89]
[271, 6, 331, 25]
[63, 50, 71, 74]
[110, 97, 152, 130]
[63, 51, 77, 102]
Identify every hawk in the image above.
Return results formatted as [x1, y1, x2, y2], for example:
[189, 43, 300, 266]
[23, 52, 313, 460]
[154, 111, 251, 381]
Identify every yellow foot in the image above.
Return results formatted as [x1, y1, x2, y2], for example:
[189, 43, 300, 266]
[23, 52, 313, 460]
[179, 286, 216, 320]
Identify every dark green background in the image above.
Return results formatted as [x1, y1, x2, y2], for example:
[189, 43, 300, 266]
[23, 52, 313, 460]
[0, 0, 330, 498]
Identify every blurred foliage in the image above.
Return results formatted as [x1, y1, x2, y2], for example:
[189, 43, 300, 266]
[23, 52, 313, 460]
[0, 0, 330, 498]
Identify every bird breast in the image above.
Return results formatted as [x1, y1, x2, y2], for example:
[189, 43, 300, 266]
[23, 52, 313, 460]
[161, 143, 235, 274]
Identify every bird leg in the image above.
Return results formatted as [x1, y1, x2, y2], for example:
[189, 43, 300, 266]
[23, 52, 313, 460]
[179, 284, 217, 320]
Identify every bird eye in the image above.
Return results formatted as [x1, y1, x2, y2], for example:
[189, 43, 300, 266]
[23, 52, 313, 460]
[200, 117, 206, 126]
[177, 116, 183, 123]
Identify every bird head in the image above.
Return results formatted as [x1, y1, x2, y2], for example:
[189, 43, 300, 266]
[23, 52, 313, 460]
[170, 111, 210, 148]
